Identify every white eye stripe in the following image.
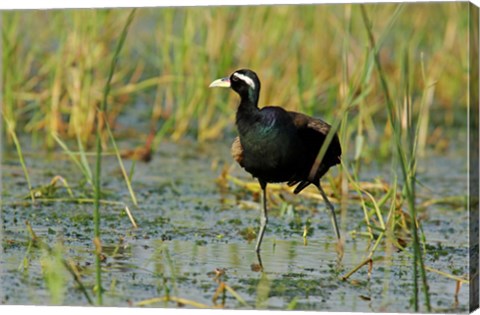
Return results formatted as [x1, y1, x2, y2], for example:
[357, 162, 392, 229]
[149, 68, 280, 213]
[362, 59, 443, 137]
[233, 72, 256, 89]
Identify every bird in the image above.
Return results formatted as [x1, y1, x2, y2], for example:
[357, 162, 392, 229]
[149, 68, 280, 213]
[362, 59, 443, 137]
[209, 69, 342, 253]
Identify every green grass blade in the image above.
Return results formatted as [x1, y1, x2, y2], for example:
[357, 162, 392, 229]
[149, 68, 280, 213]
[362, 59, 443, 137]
[3, 118, 34, 202]
[51, 132, 93, 187]
[104, 119, 138, 206]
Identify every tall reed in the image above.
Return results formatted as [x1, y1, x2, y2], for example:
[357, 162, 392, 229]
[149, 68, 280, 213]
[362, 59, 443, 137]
[2, 13, 35, 202]
[360, 4, 431, 311]
[93, 9, 137, 305]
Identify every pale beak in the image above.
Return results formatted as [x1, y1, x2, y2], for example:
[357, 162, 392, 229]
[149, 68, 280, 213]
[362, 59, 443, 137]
[209, 77, 231, 88]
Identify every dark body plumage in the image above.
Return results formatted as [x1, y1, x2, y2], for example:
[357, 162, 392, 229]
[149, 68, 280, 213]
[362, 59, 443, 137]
[210, 69, 341, 253]
[234, 106, 341, 191]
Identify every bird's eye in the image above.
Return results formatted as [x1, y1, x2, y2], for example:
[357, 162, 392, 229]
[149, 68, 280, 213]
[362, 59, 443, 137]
[231, 75, 239, 82]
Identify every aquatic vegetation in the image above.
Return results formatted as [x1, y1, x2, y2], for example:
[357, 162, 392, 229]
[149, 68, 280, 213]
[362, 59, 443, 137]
[0, 2, 473, 312]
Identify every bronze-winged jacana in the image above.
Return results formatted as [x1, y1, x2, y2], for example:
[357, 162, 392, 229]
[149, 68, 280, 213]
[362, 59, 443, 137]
[209, 69, 341, 253]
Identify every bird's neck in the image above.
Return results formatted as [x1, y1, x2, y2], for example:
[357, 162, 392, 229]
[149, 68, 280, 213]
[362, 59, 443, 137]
[235, 92, 280, 141]
[236, 92, 260, 125]
[242, 88, 259, 107]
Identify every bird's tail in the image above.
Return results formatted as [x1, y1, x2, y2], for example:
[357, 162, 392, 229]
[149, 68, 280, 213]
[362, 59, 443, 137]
[287, 164, 330, 194]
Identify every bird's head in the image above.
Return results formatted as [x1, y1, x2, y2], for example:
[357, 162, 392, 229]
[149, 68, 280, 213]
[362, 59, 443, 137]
[209, 69, 261, 100]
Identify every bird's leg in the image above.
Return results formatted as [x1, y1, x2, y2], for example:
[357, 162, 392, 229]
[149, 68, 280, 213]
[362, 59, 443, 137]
[255, 180, 268, 253]
[256, 251, 264, 271]
[317, 183, 341, 240]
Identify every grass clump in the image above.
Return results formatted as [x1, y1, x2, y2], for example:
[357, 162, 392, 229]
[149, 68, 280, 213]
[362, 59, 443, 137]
[2, 4, 469, 152]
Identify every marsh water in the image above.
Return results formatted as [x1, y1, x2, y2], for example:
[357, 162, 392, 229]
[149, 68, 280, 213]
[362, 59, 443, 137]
[0, 134, 470, 312]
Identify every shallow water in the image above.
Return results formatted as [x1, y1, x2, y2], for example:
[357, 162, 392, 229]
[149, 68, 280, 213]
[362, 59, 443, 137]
[0, 140, 470, 312]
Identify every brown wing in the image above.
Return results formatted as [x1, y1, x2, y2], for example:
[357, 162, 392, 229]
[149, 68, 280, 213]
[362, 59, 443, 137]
[288, 110, 341, 159]
[287, 111, 342, 194]
[288, 111, 333, 136]
[231, 136, 244, 165]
